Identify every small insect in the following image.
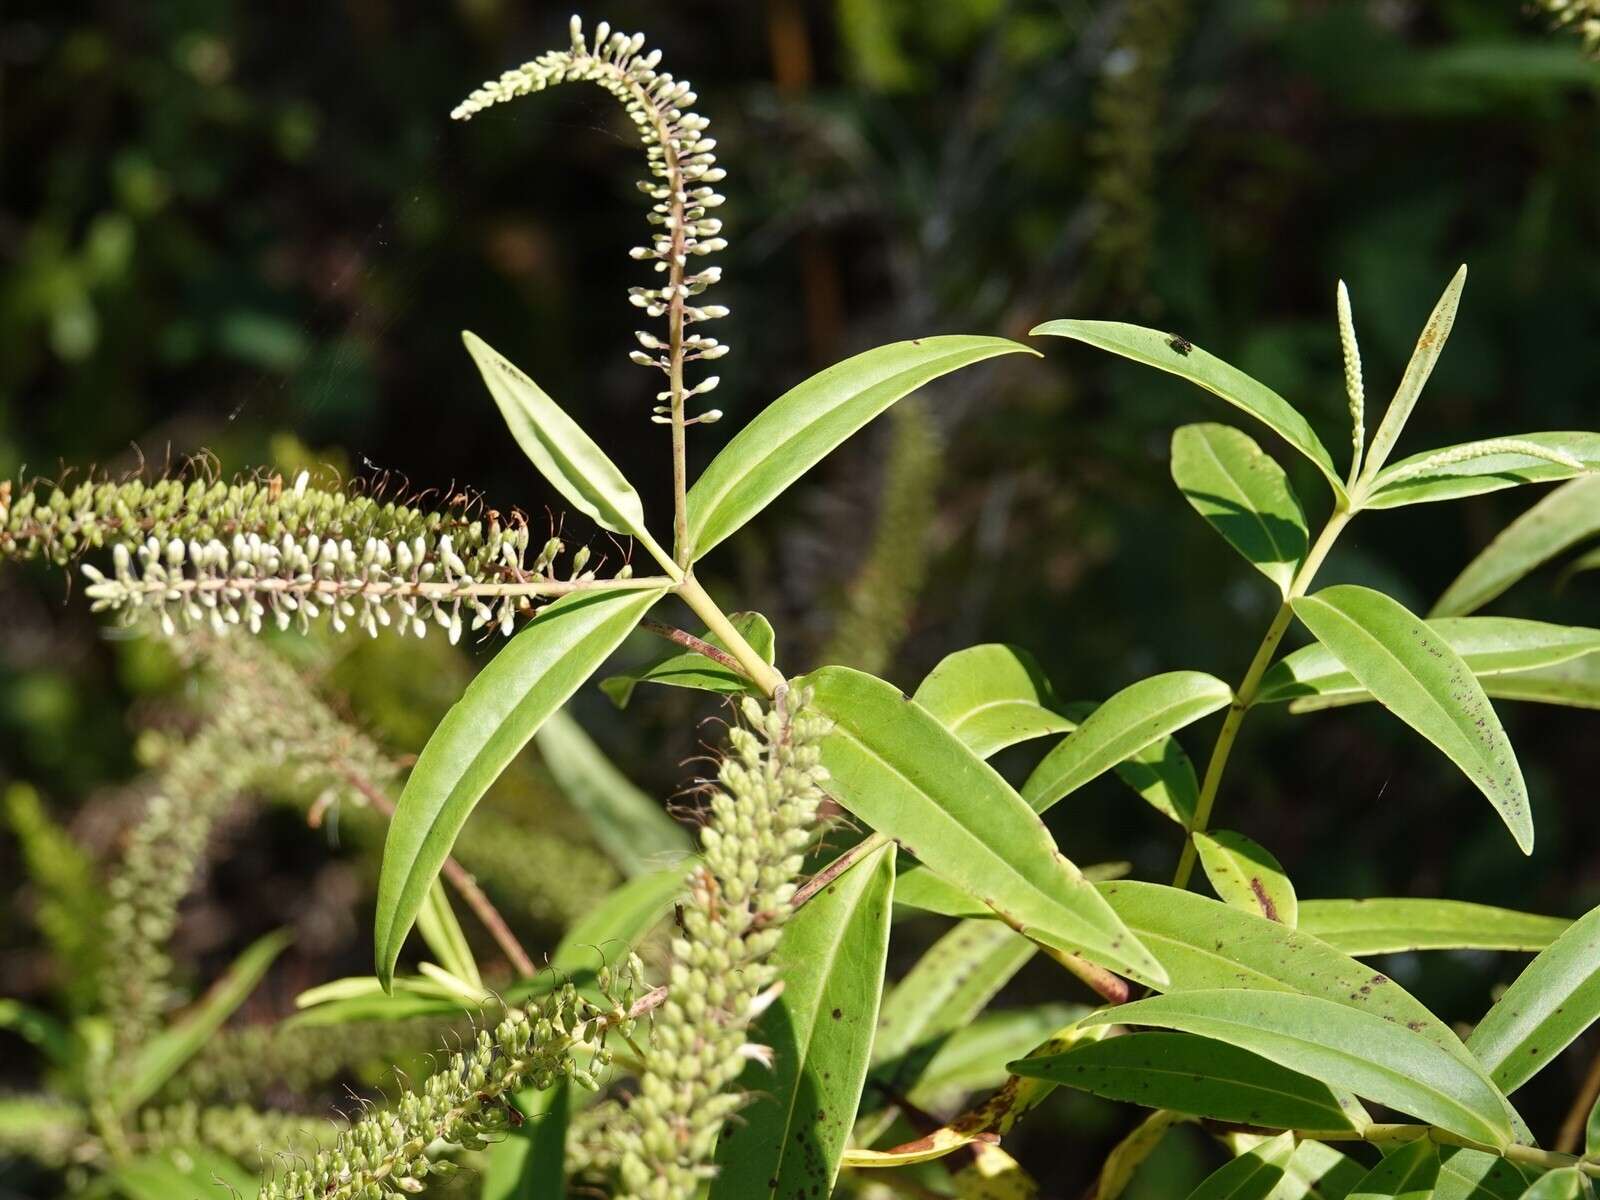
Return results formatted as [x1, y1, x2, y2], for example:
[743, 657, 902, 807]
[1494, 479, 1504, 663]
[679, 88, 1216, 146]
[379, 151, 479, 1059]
[1167, 334, 1193, 356]
[673, 902, 687, 934]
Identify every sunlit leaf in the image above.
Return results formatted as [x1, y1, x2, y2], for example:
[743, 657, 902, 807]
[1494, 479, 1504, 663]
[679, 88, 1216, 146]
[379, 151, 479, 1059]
[1012, 1030, 1368, 1132]
[1365, 433, 1600, 510]
[416, 879, 480, 988]
[1515, 1168, 1591, 1199]
[1083, 990, 1513, 1147]
[1224, 1133, 1367, 1200]
[1185, 1131, 1296, 1200]
[1359, 266, 1467, 481]
[1292, 585, 1531, 854]
[1022, 672, 1231, 815]
[686, 336, 1033, 560]
[908, 1003, 1083, 1110]
[600, 611, 776, 708]
[1171, 423, 1308, 595]
[1259, 617, 1600, 708]
[534, 709, 689, 877]
[1346, 1139, 1438, 1200]
[1298, 898, 1568, 956]
[1061, 701, 1202, 827]
[1482, 655, 1600, 711]
[547, 867, 685, 979]
[1435, 1146, 1532, 1200]
[912, 643, 1072, 758]
[374, 585, 666, 989]
[119, 929, 292, 1111]
[482, 1082, 568, 1200]
[802, 666, 1164, 984]
[463, 331, 670, 563]
[1467, 900, 1600, 1093]
[1031, 320, 1345, 497]
[710, 842, 895, 1200]
[108, 1146, 256, 1200]
[1432, 477, 1600, 615]
[1194, 830, 1297, 925]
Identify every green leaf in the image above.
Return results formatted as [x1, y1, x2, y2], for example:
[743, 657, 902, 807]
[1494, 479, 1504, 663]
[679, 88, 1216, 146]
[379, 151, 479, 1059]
[109, 1146, 256, 1200]
[119, 929, 291, 1111]
[1171, 423, 1309, 595]
[906, 1004, 1083, 1110]
[1082, 990, 1514, 1148]
[1186, 1131, 1297, 1200]
[1022, 672, 1231, 814]
[462, 331, 669, 563]
[1097, 882, 1502, 1082]
[1194, 830, 1297, 925]
[1235, 1135, 1367, 1200]
[1588, 1089, 1600, 1159]
[685, 336, 1032, 560]
[1059, 700, 1202, 827]
[871, 919, 1036, 1090]
[415, 879, 481, 988]
[534, 709, 690, 877]
[547, 866, 685, 980]
[1099, 1111, 1190, 1200]
[710, 841, 896, 1200]
[1298, 899, 1569, 956]
[911, 643, 1073, 758]
[374, 585, 666, 989]
[1432, 478, 1600, 615]
[1516, 1169, 1591, 1199]
[1359, 265, 1467, 481]
[1258, 617, 1600, 708]
[892, 859, 1130, 921]
[1292, 585, 1531, 854]
[1031, 319, 1345, 498]
[600, 611, 776, 708]
[1436, 1147, 1532, 1200]
[802, 666, 1164, 985]
[1366, 433, 1600, 510]
[1483, 655, 1600, 710]
[1011, 1031, 1369, 1132]
[1347, 1139, 1439, 1200]
[482, 1082, 568, 1200]
[1467, 900, 1600, 1093]
[0, 999, 75, 1069]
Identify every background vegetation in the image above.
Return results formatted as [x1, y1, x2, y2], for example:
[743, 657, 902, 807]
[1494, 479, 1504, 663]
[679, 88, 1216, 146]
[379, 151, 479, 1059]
[3, 1, 1598, 1194]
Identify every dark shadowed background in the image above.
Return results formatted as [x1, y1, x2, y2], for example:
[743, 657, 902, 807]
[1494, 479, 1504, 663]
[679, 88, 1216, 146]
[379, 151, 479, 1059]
[3, 1, 1599, 1194]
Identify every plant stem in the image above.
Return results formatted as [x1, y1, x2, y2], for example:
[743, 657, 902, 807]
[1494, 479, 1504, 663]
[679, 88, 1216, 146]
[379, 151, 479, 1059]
[1313, 1123, 1600, 1178]
[676, 573, 786, 695]
[640, 616, 746, 675]
[1172, 506, 1352, 889]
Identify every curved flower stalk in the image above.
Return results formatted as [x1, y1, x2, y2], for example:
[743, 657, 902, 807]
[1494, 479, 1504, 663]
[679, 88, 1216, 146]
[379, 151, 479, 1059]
[454, 14, 728, 560]
[0, 471, 633, 641]
[606, 692, 829, 1199]
[258, 975, 654, 1199]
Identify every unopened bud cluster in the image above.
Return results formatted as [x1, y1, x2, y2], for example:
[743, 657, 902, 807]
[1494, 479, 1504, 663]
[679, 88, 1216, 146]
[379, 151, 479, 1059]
[611, 692, 830, 1199]
[139, 1103, 341, 1172]
[453, 16, 729, 426]
[0, 470, 628, 642]
[260, 975, 640, 1199]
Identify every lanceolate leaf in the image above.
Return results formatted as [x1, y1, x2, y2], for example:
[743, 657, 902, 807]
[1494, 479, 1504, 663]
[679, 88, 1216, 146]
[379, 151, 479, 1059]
[1224, 1134, 1367, 1200]
[1171, 423, 1309, 595]
[119, 929, 292, 1111]
[1365, 433, 1600, 510]
[1022, 672, 1232, 814]
[416, 879, 481, 988]
[1031, 320, 1345, 498]
[1432, 477, 1600, 615]
[1099, 1111, 1190, 1200]
[109, 1146, 257, 1200]
[1360, 265, 1467, 480]
[685, 336, 1032, 560]
[1257, 617, 1600, 708]
[534, 709, 690, 877]
[374, 585, 666, 989]
[1347, 1139, 1439, 1200]
[1292, 585, 1531, 854]
[1011, 1030, 1369, 1132]
[908, 1004, 1084, 1110]
[1082, 990, 1514, 1148]
[802, 666, 1165, 985]
[912, 643, 1072, 758]
[1483, 655, 1600, 710]
[546, 866, 686, 980]
[600, 611, 776, 708]
[1467, 900, 1600, 1094]
[1185, 1131, 1297, 1200]
[1298, 899, 1569, 956]
[1516, 1169, 1592, 1199]
[462, 331, 668, 562]
[1435, 1147, 1531, 1200]
[1194, 830, 1297, 925]
[872, 919, 1037, 1091]
[710, 842, 895, 1200]
[892, 859, 1131, 921]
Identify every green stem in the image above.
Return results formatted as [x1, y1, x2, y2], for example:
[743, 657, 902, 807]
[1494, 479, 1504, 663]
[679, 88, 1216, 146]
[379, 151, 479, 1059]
[676, 573, 786, 696]
[1309, 1123, 1600, 1179]
[1172, 506, 1353, 889]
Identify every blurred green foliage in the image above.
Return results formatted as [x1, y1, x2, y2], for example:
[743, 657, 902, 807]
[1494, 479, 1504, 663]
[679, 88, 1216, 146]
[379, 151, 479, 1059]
[2, 1, 1598, 1194]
